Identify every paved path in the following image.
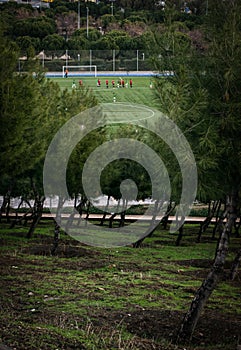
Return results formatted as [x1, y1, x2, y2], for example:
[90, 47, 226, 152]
[4, 212, 232, 224]
[39, 213, 217, 224]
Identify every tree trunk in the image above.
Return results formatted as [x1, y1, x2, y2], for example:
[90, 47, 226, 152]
[100, 195, 110, 226]
[175, 217, 185, 246]
[161, 201, 176, 230]
[51, 196, 65, 255]
[133, 199, 165, 247]
[10, 199, 32, 228]
[51, 222, 61, 256]
[26, 196, 45, 239]
[83, 200, 91, 226]
[211, 200, 222, 239]
[233, 214, 241, 237]
[177, 192, 237, 343]
[65, 196, 86, 232]
[197, 200, 220, 242]
[10, 209, 31, 229]
[0, 190, 12, 223]
[149, 199, 164, 237]
[229, 248, 241, 281]
[119, 199, 128, 228]
[109, 199, 121, 228]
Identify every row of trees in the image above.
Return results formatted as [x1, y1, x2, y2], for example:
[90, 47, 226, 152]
[0, 23, 99, 235]
[0, 0, 203, 54]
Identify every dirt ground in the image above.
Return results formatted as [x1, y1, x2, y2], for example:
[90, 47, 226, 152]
[1, 235, 241, 350]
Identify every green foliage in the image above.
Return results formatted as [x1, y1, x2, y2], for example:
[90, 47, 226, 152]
[12, 17, 56, 40]
[67, 35, 89, 50]
[104, 29, 132, 50]
[66, 126, 105, 199]
[0, 27, 99, 201]
[0, 0, 207, 54]
[136, 29, 163, 53]
[126, 14, 147, 23]
[16, 36, 41, 52]
[100, 13, 116, 29]
[91, 36, 118, 50]
[201, 0, 241, 195]
[101, 158, 151, 201]
[53, 5, 69, 15]
[42, 33, 65, 50]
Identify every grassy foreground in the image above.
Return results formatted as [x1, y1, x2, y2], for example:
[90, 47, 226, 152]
[0, 220, 241, 349]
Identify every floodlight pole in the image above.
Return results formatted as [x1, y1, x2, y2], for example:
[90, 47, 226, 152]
[113, 49, 115, 72]
[78, 0, 80, 29]
[89, 49, 92, 71]
[86, 7, 89, 38]
[206, 0, 208, 15]
[66, 49, 68, 68]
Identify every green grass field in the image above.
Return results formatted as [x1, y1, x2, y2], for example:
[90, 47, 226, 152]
[51, 76, 159, 107]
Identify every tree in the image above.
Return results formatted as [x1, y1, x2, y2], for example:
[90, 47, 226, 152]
[179, 0, 241, 340]
[0, 26, 100, 240]
[115, 0, 159, 11]
[56, 12, 77, 41]
[12, 17, 56, 39]
[67, 36, 89, 50]
[100, 14, 116, 29]
[16, 36, 40, 52]
[42, 33, 65, 50]
[152, 0, 241, 343]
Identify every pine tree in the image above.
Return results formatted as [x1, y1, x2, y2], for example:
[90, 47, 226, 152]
[148, 0, 241, 342]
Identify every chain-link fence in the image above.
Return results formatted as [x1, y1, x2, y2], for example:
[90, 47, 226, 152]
[18, 50, 156, 73]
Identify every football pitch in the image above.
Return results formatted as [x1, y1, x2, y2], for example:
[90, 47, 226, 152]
[50, 76, 159, 108]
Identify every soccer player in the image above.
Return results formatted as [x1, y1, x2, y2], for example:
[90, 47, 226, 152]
[72, 81, 76, 89]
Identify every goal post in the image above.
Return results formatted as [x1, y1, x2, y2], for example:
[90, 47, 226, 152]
[62, 65, 97, 77]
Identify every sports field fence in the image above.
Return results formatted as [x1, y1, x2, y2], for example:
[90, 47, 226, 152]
[18, 49, 155, 74]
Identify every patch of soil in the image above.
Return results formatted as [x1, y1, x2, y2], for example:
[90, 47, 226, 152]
[177, 259, 214, 268]
[1, 248, 241, 350]
[88, 307, 241, 349]
[22, 241, 102, 259]
[1, 304, 240, 350]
